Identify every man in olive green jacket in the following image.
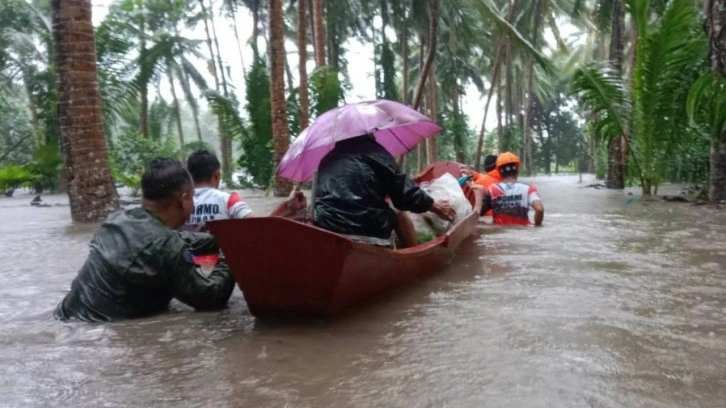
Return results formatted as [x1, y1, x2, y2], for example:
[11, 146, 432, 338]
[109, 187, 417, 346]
[55, 158, 236, 322]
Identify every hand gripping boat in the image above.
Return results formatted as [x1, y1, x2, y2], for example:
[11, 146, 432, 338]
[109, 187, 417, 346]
[205, 161, 481, 319]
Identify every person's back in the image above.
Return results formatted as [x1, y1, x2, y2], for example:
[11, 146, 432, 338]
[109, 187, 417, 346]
[481, 152, 544, 226]
[185, 149, 251, 227]
[485, 181, 540, 225]
[55, 158, 235, 322]
[313, 135, 446, 242]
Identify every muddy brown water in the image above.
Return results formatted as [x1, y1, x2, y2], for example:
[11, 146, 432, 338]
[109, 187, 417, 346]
[0, 175, 724, 408]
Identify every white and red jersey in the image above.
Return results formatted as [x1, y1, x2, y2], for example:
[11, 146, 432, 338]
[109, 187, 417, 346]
[186, 187, 252, 225]
[484, 182, 541, 226]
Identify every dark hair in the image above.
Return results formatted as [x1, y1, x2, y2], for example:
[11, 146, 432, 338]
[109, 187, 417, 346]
[483, 155, 498, 173]
[141, 158, 192, 201]
[186, 149, 220, 183]
[499, 163, 519, 178]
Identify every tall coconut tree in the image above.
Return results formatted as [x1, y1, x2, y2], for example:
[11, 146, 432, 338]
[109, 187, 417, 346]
[689, 0, 726, 201]
[298, 0, 310, 130]
[312, 0, 326, 67]
[574, 0, 706, 195]
[269, 0, 292, 196]
[51, 0, 118, 222]
[706, 0, 726, 201]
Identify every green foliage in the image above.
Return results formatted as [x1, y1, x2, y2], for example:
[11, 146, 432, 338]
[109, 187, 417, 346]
[572, 0, 707, 193]
[438, 109, 472, 163]
[0, 164, 34, 197]
[24, 143, 62, 193]
[500, 124, 522, 156]
[310, 66, 344, 117]
[207, 56, 274, 188]
[687, 71, 726, 142]
[110, 130, 176, 195]
[241, 57, 274, 187]
[375, 39, 400, 101]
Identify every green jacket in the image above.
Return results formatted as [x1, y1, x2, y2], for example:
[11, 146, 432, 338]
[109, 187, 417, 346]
[55, 208, 235, 322]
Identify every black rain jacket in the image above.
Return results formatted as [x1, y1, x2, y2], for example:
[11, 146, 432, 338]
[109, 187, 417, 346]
[313, 136, 434, 239]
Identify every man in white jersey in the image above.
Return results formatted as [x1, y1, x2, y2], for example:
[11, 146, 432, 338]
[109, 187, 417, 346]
[184, 150, 306, 229]
[481, 152, 544, 226]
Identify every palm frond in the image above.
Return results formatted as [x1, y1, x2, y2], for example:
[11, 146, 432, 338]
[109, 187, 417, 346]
[571, 63, 628, 143]
[688, 72, 726, 141]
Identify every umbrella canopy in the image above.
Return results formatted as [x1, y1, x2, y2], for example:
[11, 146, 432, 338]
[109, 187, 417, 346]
[276, 99, 442, 182]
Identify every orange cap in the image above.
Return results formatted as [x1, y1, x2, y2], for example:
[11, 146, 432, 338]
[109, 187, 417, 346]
[496, 152, 521, 169]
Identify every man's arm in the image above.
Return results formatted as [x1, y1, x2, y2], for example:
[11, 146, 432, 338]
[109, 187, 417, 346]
[527, 185, 544, 226]
[532, 200, 544, 226]
[164, 237, 235, 310]
[375, 155, 434, 213]
[177, 231, 218, 254]
[227, 192, 253, 219]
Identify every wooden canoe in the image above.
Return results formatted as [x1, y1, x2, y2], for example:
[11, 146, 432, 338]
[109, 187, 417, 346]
[205, 161, 481, 319]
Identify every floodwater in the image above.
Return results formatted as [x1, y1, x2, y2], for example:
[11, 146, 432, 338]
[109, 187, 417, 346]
[1, 175, 725, 408]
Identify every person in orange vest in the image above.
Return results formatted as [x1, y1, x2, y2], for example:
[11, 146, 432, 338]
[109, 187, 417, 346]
[481, 152, 544, 226]
[470, 155, 502, 189]
[461, 155, 501, 216]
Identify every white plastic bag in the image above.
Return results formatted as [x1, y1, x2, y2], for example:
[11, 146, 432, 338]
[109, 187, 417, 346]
[422, 173, 472, 235]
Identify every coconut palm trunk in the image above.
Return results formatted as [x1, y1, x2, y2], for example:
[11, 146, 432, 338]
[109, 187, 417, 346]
[298, 0, 310, 130]
[51, 0, 118, 222]
[208, 1, 233, 182]
[269, 0, 292, 197]
[707, 0, 726, 201]
[607, 0, 626, 189]
[138, 0, 149, 139]
[312, 0, 326, 67]
[167, 66, 185, 148]
[411, 0, 438, 110]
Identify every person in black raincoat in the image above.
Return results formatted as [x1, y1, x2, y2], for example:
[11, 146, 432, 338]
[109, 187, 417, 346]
[312, 134, 455, 248]
[55, 158, 237, 322]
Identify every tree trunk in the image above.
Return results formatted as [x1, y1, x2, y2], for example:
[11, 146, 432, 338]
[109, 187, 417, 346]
[401, 23, 409, 104]
[250, 0, 261, 55]
[426, 67, 437, 164]
[496, 76, 504, 152]
[474, 0, 516, 169]
[522, 0, 541, 176]
[411, 0, 438, 111]
[269, 0, 292, 196]
[228, 5, 247, 72]
[707, 0, 726, 201]
[473, 45, 503, 170]
[179, 65, 204, 142]
[52, 0, 118, 222]
[298, 0, 310, 130]
[199, 0, 228, 167]
[312, 0, 326, 67]
[607, 0, 625, 189]
[504, 39, 513, 133]
[139, 1, 149, 139]
[168, 67, 185, 149]
[208, 0, 233, 182]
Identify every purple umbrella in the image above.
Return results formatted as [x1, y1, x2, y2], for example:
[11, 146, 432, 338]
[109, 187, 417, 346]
[276, 99, 443, 182]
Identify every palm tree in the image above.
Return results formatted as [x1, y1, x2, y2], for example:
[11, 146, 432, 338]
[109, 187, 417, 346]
[51, 0, 118, 222]
[573, 0, 706, 195]
[298, 0, 310, 130]
[694, 0, 726, 200]
[269, 0, 292, 196]
[312, 0, 325, 67]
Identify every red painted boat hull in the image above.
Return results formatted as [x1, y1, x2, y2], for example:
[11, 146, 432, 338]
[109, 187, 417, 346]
[206, 161, 479, 318]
